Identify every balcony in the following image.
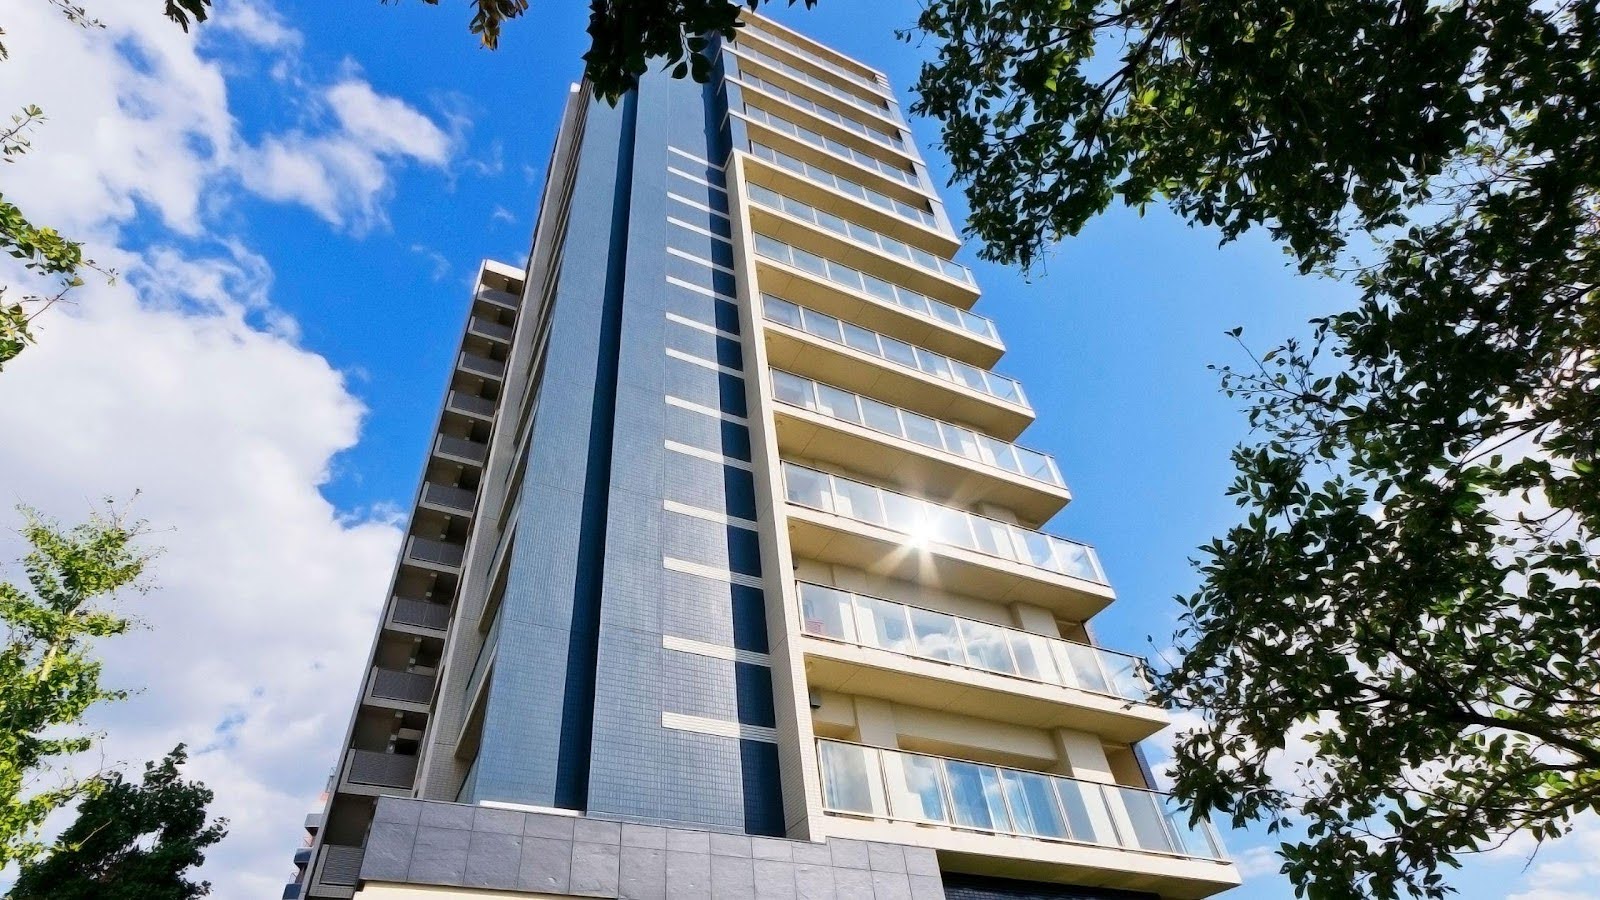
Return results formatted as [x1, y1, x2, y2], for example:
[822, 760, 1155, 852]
[747, 184, 977, 303]
[403, 536, 464, 572]
[366, 667, 435, 709]
[445, 390, 497, 421]
[457, 352, 505, 381]
[762, 295, 1030, 439]
[342, 748, 419, 792]
[467, 315, 513, 343]
[433, 433, 488, 466]
[419, 481, 477, 516]
[737, 72, 909, 154]
[797, 583, 1166, 740]
[282, 884, 302, 899]
[782, 463, 1113, 620]
[475, 286, 520, 310]
[748, 238, 998, 368]
[314, 844, 366, 888]
[388, 596, 450, 634]
[816, 740, 1235, 897]
[740, 105, 924, 195]
[747, 144, 947, 245]
[728, 43, 897, 125]
[769, 369, 1067, 525]
[735, 20, 890, 99]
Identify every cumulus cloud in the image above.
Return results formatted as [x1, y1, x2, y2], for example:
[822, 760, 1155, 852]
[0, 0, 458, 894]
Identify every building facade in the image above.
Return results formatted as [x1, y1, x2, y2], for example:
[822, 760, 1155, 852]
[290, 13, 1240, 900]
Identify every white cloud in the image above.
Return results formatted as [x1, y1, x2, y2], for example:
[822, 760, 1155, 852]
[1502, 815, 1600, 900]
[0, 0, 458, 894]
[1233, 844, 1284, 880]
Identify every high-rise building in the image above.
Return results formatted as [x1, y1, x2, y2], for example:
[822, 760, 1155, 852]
[289, 12, 1240, 900]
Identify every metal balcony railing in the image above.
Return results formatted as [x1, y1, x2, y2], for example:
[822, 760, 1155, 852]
[797, 582, 1151, 702]
[434, 434, 488, 465]
[748, 184, 973, 285]
[737, 73, 907, 153]
[316, 844, 366, 886]
[457, 352, 506, 380]
[737, 22, 889, 95]
[729, 44, 895, 121]
[421, 482, 477, 514]
[446, 390, 497, 420]
[755, 242, 998, 348]
[346, 749, 419, 790]
[763, 295, 1022, 407]
[782, 463, 1105, 585]
[405, 536, 464, 569]
[770, 370, 1062, 488]
[816, 739, 1226, 862]
[468, 315, 514, 342]
[369, 667, 435, 704]
[750, 144, 937, 232]
[390, 597, 450, 632]
[741, 105, 921, 190]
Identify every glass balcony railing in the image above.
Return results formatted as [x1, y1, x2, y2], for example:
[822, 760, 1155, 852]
[769, 370, 1061, 487]
[816, 740, 1227, 861]
[737, 22, 888, 95]
[750, 144, 937, 230]
[754, 240, 998, 344]
[781, 463, 1106, 586]
[747, 184, 974, 286]
[742, 105, 922, 190]
[730, 44, 894, 120]
[737, 72, 907, 153]
[763, 295, 1023, 407]
[796, 582, 1150, 701]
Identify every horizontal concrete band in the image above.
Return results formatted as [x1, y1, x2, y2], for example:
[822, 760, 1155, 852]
[361, 797, 944, 899]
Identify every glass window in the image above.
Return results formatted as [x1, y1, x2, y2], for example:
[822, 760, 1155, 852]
[1015, 447, 1055, 482]
[989, 375, 1023, 404]
[927, 505, 973, 549]
[1061, 642, 1111, 694]
[819, 742, 884, 816]
[1055, 780, 1109, 844]
[860, 273, 896, 302]
[901, 412, 942, 449]
[1117, 787, 1176, 853]
[763, 295, 802, 328]
[1018, 531, 1058, 569]
[951, 361, 989, 393]
[939, 423, 981, 461]
[946, 761, 1009, 831]
[970, 517, 1013, 559]
[748, 184, 782, 208]
[907, 607, 963, 664]
[815, 209, 849, 235]
[878, 336, 918, 368]
[984, 438, 1021, 473]
[909, 247, 939, 270]
[791, 248, 828, 278]
[783, 465, 834, 511]
[754, 234, 789, 262]
[1102, 653, 1151, 700]
[859, 396, 902, 436]
[842, 323, 880, 355]
[799, 583, 856, 641]
[770, 370, 814, 409]
[1007, 632, 1062, 684]
[816, 383, 862, 424]
[880, 491, 923, 536]
[882, 752, 950, 823]
[1001, 770, 1068, 839]
[854, 595, 913, 653]
[847, 222, 876, 244]
[1161, 795, 1223, 858]
[929, 302, 962, 327]
[800, 308, 843, 343]
[915, 348, 952, 381]
[836, 477, 884, 525]
[880, 237, 912, 261]
[781, 195, 810, 219]
[827, 260, 865, 291]
[959, 619, 1015, 675]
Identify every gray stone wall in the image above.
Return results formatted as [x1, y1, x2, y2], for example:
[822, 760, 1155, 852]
[362, 797, 945, 899]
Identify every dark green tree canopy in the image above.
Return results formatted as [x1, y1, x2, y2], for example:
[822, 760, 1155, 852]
[9, 744, 227, 900]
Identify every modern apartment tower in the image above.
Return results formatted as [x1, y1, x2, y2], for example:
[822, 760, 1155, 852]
[290, 13, 1241, 900]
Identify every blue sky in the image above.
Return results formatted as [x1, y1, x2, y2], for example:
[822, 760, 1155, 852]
[0, 0, 1588, 895]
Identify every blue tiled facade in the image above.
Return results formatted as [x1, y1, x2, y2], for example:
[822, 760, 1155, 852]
[467, 47, 783, 836]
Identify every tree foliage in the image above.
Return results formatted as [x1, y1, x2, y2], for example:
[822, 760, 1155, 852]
[895, 0, 1600, 896]
[9, 745, 227, 900]
[0, 0, 210, 370]
[0, 505, 151, 869]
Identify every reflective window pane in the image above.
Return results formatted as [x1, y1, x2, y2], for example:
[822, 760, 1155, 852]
[901, 413, 942, 448]
[939, 423, 981, 461]
[1117, 788, 1176, 853]
[784, 465, 833, 511]
[859, 396, 902, 435]
[800, 308, 843, 342]
[770, 370, 814, 408]
[763, 295, 802, 328]
[1001, 770, 1068, 839]
[959, 619, 1015, 675]
[842, 322, 880, 355]
[1055, 780, 1109, 844]
[798, 583, 855, 641]
[816, 384, 862, 424]
[878, 336, 918, 368]
[836, 478, 884, 525]
[907, 607, 963, 664]
[1062, 642, 1112, 694]
[819, 742, 884, 815]
[946, 762, 1009, 831]
[1008, 632, 1061, 684]
[882, 752, 949, 823]
[854, 596, 913, 653]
